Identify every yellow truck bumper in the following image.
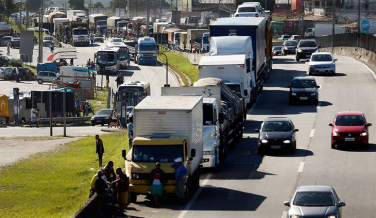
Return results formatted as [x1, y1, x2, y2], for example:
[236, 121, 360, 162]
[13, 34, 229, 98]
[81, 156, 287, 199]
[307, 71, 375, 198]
[130, 184, 176, 194]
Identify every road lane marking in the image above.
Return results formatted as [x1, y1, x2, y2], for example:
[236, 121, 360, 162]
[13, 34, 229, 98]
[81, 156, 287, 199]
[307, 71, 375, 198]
[281, 211, 287, 218]
[317, 101, 321, 109]
[178, 172, 212, 218]
[298, 162, 305, 173]
[310, 129, 315, 138]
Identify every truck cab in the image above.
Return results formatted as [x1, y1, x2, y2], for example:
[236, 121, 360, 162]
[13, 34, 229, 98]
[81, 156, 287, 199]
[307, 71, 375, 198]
[201, 32, 210, 53]
[135, 37, 157, 65]
[71, 27, 89, 46]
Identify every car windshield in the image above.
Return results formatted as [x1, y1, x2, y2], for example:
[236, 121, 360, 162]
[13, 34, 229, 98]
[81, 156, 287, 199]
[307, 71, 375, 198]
[44, 37, 53, 40]
[133, 145, 183, 162]
[139, 45, 156, 51]
[112, 39, 122, 42]
[96, 110, 112, 115]
[335, 115, 364, 126]
[312, 54, 332, 62]
[293, 191, 335, 207]
[292, 80, 317, 88]
[126, 107, 133, 113]
[238, 7, 256, 12]
[274, 46, 282, 50]
[300, 41, 317, 47]
[285, 41, 298, 46]
[262, 121, 292, 132]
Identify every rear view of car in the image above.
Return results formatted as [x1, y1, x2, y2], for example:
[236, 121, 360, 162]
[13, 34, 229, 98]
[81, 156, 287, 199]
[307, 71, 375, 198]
[272, 46, 282, 56]
[2, 36, 13, 46]
[281, 40, 298, 55]
[234, 5, 261, 17]
[308, 52, 337, 75]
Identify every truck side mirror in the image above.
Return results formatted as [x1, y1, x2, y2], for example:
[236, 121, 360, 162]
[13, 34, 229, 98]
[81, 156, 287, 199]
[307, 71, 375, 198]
[191, 149, 196, 158]
[219, 112, 224, 124]
[244, 89, 248, 96]
[122, 149, 126, 159]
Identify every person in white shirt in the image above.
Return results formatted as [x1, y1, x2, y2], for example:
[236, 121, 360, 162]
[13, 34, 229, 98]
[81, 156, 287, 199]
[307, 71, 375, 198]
[109, 108, 119, 128]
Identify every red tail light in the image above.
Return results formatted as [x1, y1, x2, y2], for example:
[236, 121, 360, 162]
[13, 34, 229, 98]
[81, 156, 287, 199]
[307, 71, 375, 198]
[255, 14, 259, 17]
[235, 14, 239, 17]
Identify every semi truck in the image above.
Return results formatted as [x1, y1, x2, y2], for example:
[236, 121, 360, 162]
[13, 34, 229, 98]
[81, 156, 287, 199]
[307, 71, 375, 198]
[186, 29, 209, 52]
[122, 96, 203, 203]
[210, 17, 269, 91]
[208, 36, 257, 106]
[94, 47, 120, 74]
[134, 37, 157, 65]
[67, 10, 86, 21]
[107, 16, 127, 36]
[89, 14, 108, 33]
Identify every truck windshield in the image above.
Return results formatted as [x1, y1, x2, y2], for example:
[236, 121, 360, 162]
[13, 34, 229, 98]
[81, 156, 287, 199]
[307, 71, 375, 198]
[118, 23, 127, 28]
[118, 49, 128, 59]
[97, 52, 117, 64]
[97, 21, 106, 25]
[73, 29, 88, 35]
[133, 145, 183, 162]
[203, 37, 209, 44]
[139, 45, 156, 52]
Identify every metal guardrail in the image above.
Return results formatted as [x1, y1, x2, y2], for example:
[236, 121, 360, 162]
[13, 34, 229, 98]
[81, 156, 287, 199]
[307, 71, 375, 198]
[39, 116, 91, 123]
[314, 33, 376, 53]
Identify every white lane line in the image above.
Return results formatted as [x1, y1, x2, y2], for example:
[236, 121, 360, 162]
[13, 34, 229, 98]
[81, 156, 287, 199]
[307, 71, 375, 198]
[298, 162, 305, 173]
[317, 101, 321, 109]
[310, 129, 315, 138]
[178, 172, 212, 218]
[281, 211, 287, 218]
[361, 61, 376, 80]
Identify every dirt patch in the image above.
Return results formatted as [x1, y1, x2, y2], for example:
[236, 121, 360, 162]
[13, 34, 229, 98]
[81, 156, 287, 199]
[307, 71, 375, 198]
[0, 137, 81, 167]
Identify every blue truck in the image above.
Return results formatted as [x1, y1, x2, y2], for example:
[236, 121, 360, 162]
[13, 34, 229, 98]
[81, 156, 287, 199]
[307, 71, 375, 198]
[134, 37, 157, 65]
[210, 17, 268, 94]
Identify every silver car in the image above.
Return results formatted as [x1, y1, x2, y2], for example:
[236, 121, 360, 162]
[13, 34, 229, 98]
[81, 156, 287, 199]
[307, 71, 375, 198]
[308, 52, 337, 75]
[36, 71, 59, 84]
[0, 67, 13, 80]
[284, 185, 345, 218]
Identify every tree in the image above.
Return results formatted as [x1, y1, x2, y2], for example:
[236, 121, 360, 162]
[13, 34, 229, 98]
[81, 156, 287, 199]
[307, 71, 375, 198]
[110, 0, 126, 13]
[93, 2, 104, 8]
[3, 0, 18, 23]
[68, 0, 86, 10]
[28, 0, 42, 13]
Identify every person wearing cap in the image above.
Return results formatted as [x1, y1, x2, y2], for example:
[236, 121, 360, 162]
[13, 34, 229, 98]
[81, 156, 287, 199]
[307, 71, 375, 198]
[95, 135, 105, 167]
[171, 157, 188, 202]
[149, 162, 166, 206]
[112, 167, 129, 214]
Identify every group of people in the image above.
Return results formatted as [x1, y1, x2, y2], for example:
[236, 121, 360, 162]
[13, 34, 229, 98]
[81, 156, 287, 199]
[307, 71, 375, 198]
[90, 161, 129, 216]
[86, 59, 95, 69]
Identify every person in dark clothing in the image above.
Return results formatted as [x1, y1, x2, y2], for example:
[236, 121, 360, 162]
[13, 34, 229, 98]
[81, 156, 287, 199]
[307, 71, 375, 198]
[95, 135, 104, 167]
[95, 170, 117, 217]
[105, 161, 116, 182]
[115, 73, 124, 88]
[95, 170, 108, 195]
[149, 162, 166, 206]
[113, 167, 129, 214]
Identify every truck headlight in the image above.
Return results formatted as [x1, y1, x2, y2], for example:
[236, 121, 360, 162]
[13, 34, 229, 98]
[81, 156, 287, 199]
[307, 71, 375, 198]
[132, 174, 140, 179]
[327, 215, 339, 218]
[261, 139, 268, 143]
[153, 58, 157, 61]
[291, 93, 297, 96]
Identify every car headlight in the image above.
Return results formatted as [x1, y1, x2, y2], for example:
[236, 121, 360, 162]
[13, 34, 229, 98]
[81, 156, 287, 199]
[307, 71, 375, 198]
[261, 139, 268, 143]
[90, 117, 94, 120]
[360, 132, 368, 136]
[291, 93, 297, 96]
[327, 215, 339, 218]
[297, 49, 303, 52]
[311, 92, 316, 96]
[283, 140, 291, 144]
[290, 216, 303, 218]
[333, 131, 339, 136]
[203, 151, 214, 155]
[132, 174, 140, 179]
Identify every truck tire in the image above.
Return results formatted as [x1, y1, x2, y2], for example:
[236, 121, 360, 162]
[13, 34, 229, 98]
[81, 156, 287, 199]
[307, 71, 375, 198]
[184, 178, 192, 203]
[192, 170, 200, 190]
[130, 192, 137, 203]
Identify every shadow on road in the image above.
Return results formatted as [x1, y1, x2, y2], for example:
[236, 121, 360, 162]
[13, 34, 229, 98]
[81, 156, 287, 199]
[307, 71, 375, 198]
[120, 71, 135, 77]
[261, 148, 314, 157]
[336, 143, 376, 152]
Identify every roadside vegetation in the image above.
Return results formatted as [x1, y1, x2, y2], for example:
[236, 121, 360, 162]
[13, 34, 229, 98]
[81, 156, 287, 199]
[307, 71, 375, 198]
[158, 50, 199, 85]
[88, 88, 111, 115]
[0, 132, 129, 218]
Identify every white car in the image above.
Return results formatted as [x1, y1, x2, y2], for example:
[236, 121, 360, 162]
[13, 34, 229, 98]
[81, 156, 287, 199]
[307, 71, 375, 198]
[241, 2, 264, 14]
[0, 67, 13, 80]
[234, 4, 261, 17]
[111, 38, 123, 43]
[308, 52, 337, 75]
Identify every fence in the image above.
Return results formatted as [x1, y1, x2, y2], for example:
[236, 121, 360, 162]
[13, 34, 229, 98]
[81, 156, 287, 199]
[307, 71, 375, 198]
[314, 33, 376, 53]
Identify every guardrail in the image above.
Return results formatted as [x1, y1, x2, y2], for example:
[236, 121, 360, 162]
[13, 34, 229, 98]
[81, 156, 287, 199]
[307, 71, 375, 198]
[314, 33, 376, 54]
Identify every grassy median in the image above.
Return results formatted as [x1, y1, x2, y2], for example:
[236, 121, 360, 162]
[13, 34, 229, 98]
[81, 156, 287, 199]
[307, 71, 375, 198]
[0, 132, 129, 218]
[158, 50, 199, 85]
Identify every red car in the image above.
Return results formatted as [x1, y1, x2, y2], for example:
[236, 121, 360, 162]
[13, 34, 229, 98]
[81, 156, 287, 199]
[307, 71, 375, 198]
[329, 111, 372, 149]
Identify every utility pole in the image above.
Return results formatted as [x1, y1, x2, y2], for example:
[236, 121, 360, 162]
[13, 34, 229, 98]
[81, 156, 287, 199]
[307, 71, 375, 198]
[146, 0, 150, 36]
[332, 0, 335, 52]
[19, 0, 22, 31]
[217, 0, 221, 16]
[38, 0, 44, 63]
[358, 0, 361, 47]
[26, 0, 29, 29]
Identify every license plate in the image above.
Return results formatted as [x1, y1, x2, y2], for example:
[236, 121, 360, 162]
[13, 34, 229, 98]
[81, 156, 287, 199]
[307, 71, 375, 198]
[345, 138, 355, 141]
[271, 145, 281, 149]
[300, 97, 308, 100]
[319, 69, 325, 72]
[146, 58, 150, 61]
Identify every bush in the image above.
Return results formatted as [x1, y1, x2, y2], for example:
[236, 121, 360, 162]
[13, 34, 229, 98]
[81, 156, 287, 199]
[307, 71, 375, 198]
[9, 58, 23, 67]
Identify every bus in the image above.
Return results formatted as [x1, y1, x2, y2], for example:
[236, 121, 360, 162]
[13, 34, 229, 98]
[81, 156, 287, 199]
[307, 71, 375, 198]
[94, 47, 120, 74]
[106, 42, 130, 69]
[115, 81, 151, 127]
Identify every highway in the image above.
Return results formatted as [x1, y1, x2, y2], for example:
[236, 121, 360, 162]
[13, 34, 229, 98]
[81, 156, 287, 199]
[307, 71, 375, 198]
[124, 54, 376, 218]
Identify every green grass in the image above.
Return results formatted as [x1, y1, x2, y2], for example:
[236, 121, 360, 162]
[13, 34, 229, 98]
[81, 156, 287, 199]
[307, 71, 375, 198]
[158, 50, 199, 85]
[88, 89, 109, 113]
[0, 132, 129, 218]
[8, 19, 56, 44]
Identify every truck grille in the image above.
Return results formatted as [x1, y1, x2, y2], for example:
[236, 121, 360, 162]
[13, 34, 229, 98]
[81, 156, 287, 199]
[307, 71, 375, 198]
[143, 53, 154, 57]
[78, 36, 85, 42]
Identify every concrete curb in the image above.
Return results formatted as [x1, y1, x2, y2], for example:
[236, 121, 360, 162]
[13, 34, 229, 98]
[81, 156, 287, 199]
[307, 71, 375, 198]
[100, 128, 123, 133]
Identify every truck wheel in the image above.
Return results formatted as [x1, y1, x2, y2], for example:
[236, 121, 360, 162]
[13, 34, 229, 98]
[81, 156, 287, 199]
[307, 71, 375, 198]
[37, 79, 43, 84]
[130, 192, 137, 203]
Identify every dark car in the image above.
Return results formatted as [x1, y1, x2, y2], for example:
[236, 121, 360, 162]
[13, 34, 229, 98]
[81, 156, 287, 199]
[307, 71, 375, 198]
[255, 117, 298, 154]
[272, 46, 282, 56]
[282, 40, 298, 55]
[11, 37, 20, 48]
[91, 109, 114, 126]
[284, 185, 345, 218]
[288, 77, 320, 105]
[295, 39, 319, 62]
[0, 55, 9, 66]
[10, 67, 35, 81]
[330, 111, 372, 149]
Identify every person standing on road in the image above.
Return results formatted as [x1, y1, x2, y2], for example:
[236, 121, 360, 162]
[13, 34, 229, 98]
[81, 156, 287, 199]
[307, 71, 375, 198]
[149, 162, 165, 206]
[115, 73, 124, 88]
[30, 105, 37, 127]
[7, 41, 10, 55]
[171, 157, 188, 203]
[15, 67, 20, 82]
[50, 43, 54, 53]
[113, 167, 129, 214]
[127, 117, 134, 150]
[90, 34, 94, 46]
[84, 102, 89, 116]
[96, 135, 104, 167]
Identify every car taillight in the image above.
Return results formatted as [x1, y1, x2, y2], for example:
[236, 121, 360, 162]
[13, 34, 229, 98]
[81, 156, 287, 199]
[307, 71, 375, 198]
[235, 14, 239, 17]
[255, 14, 259, 17]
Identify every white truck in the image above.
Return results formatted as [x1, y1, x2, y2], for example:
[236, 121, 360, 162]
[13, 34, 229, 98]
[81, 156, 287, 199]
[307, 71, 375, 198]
[122, 96, 203, 202]
[209, 36, 256, 107]
[53, 18, 69, 34]
[66, 10, 86, 21]
[162, 87, 221, 168]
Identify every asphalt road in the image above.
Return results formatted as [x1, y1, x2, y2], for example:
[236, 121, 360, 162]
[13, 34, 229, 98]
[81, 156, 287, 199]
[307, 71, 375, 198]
[124, 54, 376, 218]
